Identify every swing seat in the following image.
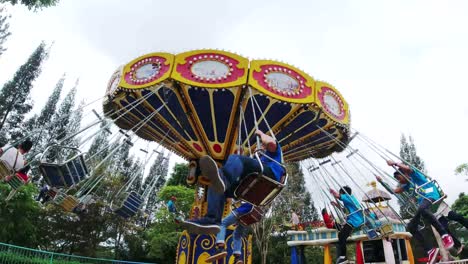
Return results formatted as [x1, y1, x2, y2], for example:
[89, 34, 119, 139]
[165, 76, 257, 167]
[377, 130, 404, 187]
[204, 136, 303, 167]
[237, 206, 264, 226]
[380, 223, 394, 235]
[113, 191, 144, 219]
[6, 174, 27, 190]
[415, 180, 447, 206]
[0, 160, 14, 180]
[234, 172, 287, 207]
[39, 154, 88, 188]
[365, 228, 380, 240]
[61, 196, 79, 212]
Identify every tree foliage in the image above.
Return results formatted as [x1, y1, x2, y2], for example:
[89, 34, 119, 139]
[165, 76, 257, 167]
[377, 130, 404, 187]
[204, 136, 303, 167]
[0, 42, 48, 144]
[398, 134, 426, 219]
[166, 162, 190, 187]
[0, 0, 59, 10]
[0, 6, 11, 56]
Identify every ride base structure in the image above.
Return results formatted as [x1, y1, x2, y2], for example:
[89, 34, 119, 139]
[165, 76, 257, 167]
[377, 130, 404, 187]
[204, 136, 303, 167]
[104, 49, 351, 263]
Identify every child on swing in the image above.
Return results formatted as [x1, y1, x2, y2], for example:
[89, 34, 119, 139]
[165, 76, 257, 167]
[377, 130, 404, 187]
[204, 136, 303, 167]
[377, 160, 455, 264]
[182, 130, 284, 234]
[205, 199, 256, 264]
[330, 186, 364, 264]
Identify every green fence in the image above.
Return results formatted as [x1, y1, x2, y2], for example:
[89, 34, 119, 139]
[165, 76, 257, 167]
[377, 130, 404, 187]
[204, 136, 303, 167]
[0, 242, 156, 264]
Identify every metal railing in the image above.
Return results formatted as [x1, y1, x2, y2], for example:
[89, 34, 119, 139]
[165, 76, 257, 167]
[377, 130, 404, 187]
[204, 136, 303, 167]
[0, 242, 156, 264]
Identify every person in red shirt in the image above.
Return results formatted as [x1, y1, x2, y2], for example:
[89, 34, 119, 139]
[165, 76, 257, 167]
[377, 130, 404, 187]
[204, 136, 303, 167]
[322, 208, 335, 229]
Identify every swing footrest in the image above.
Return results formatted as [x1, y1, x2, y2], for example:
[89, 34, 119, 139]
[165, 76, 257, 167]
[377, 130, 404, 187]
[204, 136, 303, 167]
[7, 174, 27, 190]
[234, 173, 287, 207]
[60, 195, 79, 212]
[238, 206, 264, 226]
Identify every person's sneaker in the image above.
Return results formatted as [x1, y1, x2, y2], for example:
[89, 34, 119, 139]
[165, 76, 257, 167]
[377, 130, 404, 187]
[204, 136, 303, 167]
[442, 234, 455, 250]
[233, 254, 244, 264]
[180, 217, 220, 234]
[427, 248, 440, 264]
[205, 247, 227, 262]
[455, 244, 464, 256]
[199, 156, 225, 194]
[336, 256, 348, 264]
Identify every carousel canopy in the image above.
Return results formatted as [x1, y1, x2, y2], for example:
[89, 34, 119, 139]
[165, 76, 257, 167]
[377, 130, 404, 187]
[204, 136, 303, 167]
[103, 50, 351, 162]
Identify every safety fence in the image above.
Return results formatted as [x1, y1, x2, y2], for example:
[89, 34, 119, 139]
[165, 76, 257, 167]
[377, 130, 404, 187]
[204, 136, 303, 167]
[0, 242, 156, 264]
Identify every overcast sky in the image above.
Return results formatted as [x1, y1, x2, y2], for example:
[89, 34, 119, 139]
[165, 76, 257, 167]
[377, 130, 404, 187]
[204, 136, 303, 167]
[1, 0, 467, 204]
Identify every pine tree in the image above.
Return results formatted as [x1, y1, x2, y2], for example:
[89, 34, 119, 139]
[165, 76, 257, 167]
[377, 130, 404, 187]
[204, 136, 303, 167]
[87, 119, 111, 163]
[142, 151, 169, 211]
[399, 134, 426, 173]
[48, 81, 77, 144]
[21, 75, 65, 153]
[0, 42, 48, 144]
[0, 6, 11, 56]
[398, 134, 427, 218]
[0, 0, 60, 10]
[302, 191, 319, 223]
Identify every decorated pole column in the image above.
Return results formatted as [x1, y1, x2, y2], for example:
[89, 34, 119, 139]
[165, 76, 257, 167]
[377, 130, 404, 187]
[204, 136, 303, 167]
[355, 241, 364, 264]
[323, 244, 332, 264]
[382, 238, 396, 264]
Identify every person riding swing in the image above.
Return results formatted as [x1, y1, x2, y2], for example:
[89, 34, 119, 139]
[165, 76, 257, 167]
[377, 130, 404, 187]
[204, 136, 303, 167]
[182, 130, 284, 234]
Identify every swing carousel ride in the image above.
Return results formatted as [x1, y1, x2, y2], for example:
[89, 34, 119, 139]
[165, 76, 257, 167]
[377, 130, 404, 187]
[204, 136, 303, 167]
[0, 48, 462, 263]
[102, 49, 351, 264]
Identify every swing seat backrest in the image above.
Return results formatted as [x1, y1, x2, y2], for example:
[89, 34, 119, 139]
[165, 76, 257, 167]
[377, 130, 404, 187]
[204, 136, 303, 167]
[62, 154, 88, 185]
[234, 172, 288, 207]
[415, 180, 447, 206]
[0, 160, 14, 180]
[237, 206, 264, 226]
[114, 192, 143, 219]
[40, 154, 89, 188]
[39, 163, 67, 188]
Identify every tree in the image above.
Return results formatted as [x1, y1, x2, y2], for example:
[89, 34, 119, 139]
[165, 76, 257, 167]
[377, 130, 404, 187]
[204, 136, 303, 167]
[0, 42, 48, 144]
[0, 0, 59, 10]
[0, 183, 41, 247]
[399, 134, 426, 173]
[302, 191, 319, 223]
[48, 82, 77, 144]
[166, 162, 191, 187]
[24, 74, 65, 155]
[450, 193, 468, 258]
[147, 185, 195, 263]
[0, 6, 11, 56]
[142, 151, 169, 212]
[455, 163, 468, 181]
[398, 134, 426, 219]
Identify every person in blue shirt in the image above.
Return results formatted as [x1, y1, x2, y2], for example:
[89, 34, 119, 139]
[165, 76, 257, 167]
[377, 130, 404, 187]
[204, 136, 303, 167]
[385, 160, 455, 264]
[166, 196, 177, 213]
[182, 130, 284, 234]
[205, 200, 256, 264]
[330, 186, 364, 264]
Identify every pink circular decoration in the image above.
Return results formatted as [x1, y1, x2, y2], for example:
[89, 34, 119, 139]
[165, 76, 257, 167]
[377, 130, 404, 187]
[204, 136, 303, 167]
[213, 144, 222, 153]
[176, 53, 245, 84]
[193, 143, 203, 152]
[252, 64, 312, 99]
[124, 56, 170, 86]
[317, 86, 346, 120]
